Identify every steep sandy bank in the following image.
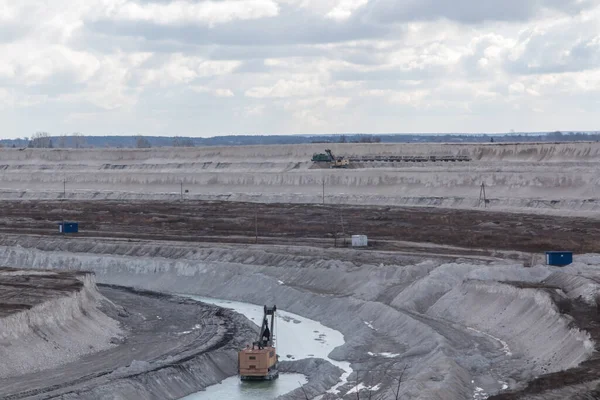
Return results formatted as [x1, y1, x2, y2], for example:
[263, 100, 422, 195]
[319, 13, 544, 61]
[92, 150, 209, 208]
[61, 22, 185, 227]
[428, 281, 593, 376]
[0, 268, 122, 379]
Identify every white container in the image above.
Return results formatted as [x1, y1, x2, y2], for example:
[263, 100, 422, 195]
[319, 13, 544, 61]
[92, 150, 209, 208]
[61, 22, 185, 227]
[352, 235, 368, 247]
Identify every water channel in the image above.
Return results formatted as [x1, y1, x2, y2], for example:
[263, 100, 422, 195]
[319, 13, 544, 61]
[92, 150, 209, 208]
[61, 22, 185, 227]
[180, 374, 308, 400]
[179, 296, 352, 400]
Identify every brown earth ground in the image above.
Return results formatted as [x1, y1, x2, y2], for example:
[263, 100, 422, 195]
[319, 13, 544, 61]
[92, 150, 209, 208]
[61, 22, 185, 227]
[2, 199, 600, 398]
[0, 200, 598, 255]
[0, 267, 86, 317]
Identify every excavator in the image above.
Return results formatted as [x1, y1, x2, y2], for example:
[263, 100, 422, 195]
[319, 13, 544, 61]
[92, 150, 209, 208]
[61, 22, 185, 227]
[238, 305, 279, 381]
[326, 149, 350, 168]
[311, 149, 349, 168]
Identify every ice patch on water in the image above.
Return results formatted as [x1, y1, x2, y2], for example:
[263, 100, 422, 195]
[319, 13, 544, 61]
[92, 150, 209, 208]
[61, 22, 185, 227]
[347, 383, 367, 394]
[473, 386, 488, 400]
[346, 382, 381, 395]
[327, 367, 352, 394]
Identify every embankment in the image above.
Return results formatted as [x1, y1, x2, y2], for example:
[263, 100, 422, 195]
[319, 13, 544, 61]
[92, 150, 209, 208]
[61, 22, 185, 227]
[0, 281, 257, 400]
[0, 268, 122, 379]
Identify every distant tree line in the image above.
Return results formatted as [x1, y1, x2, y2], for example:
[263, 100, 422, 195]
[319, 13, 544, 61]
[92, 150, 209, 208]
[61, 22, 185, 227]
[28, 132, 53, 148]
[172, 136, 195, 147]
[0, 131, 599, 149]
[17, 132, 88, 149]
[338, 135, 382, 143]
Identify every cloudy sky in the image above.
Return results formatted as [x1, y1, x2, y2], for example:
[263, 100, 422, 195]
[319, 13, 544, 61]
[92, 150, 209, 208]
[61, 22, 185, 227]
[1, 0, 599, 138]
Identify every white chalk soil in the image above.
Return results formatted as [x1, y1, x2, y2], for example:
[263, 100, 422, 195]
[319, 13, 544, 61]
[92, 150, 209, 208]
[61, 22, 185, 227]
[1, 235, 598, 399]
[3, 142, 600, 215]
[0, 284, 257, 400]
[0, 270, 122, 380]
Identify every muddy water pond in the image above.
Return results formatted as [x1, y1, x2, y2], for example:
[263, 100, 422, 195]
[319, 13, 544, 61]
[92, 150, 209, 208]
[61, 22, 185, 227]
[179, 296, 352, 399]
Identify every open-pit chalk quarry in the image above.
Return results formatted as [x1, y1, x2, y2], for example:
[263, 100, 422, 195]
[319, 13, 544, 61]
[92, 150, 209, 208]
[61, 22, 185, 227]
[1, 143, 600, 399]
[1, 142, 600, 214]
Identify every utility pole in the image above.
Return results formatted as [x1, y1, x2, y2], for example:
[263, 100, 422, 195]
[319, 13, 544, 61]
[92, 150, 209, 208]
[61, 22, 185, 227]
[330, 211, 337, 248]
[340, 206, 346, 247]
[479, 182, 487, 208]
[322, 179, 325, 205]
[62, 177, 66, 234]
[180, 181, 183, 201]
[254, 205, 258, 244]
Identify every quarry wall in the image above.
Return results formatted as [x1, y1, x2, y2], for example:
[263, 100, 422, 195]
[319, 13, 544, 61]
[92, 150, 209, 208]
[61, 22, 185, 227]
[0, 142, 599, 213]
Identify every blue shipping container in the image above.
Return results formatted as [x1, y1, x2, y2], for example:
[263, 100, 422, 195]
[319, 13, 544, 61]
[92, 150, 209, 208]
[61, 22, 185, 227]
[58, 222, 79, 233]
[546, 251, 573, 266]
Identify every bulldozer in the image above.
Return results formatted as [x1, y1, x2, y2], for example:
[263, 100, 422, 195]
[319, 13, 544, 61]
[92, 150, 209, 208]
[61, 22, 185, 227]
[238, 305, 279, 381]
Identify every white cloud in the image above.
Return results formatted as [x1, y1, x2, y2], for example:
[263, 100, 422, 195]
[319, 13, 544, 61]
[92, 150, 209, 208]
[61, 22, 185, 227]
[283, 96, 350, 110]
[326, 0, 369, 20]
[245, 79, 324, 98]
[192, 86, 235, 97]
[0, 0, 599, 136]
[325, 96, 350, 108]
[100, 0, 280, 26]
[244, 105, 265, 116]
[360, 0, 597, 24]
[214, 88, 235, 97]
[509, 82, 526, 94]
